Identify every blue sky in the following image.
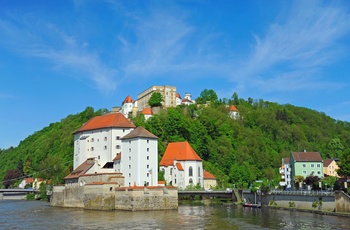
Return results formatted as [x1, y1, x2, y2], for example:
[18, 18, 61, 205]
[1, 0, 350, 149]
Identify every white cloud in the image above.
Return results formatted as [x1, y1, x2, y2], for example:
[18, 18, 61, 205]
[237, 1, 350, 92]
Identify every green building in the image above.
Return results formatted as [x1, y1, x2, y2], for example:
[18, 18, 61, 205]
[290, 151, 323, 189]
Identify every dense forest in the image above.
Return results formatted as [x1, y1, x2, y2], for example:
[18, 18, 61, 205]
[1, 91, 350, 189]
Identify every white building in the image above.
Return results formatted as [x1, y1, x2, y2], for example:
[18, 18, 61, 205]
[279, 158, 292, 190]
[116, 126, 158, 186]
[182, 93, 196, 105]
[160, 142, 204, 190]
[73, 112, 135, 170]
[228, 105, 240, 120]
[121, 95, 136, 118]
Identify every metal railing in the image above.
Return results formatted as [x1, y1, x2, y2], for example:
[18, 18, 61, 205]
[270, 189, 334, 196]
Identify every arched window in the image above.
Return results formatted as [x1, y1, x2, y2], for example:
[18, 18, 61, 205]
[189, 166, 193, 177]
[189, 178, 193, 184]
[198, 167, 201, 177]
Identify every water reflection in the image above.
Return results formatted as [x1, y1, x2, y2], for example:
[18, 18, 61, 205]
[0, 200, 349, 229]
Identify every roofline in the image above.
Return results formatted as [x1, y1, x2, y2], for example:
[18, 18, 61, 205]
[73, 125, 135, 135]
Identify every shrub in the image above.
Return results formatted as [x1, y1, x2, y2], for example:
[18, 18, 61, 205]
[26, 193, 35, 200]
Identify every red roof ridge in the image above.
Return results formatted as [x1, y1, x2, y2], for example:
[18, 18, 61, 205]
[74, 112, 135, 133]
[229, 105, 239, 112]
[123, 95, 135, 104]
[160, 141, 202, 166]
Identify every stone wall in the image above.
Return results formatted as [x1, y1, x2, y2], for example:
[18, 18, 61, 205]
[243, 192, 335, 211]
[335, 191, 350, 213]
[115, 186, 178, 211]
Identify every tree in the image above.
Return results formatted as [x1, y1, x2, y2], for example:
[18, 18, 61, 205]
[337, 150, 350, 177]
[293, 175, 304, 189]
[148, 92, 163, 107]
[231, 92, 239, 105]
[196, 89, 218, 104]
[304, 175, 321, 190]
[38, 155, 70, 185]
[3, 169, 22, 188]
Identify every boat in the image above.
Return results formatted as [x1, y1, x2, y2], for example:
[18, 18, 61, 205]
[242, 202, 261, 208]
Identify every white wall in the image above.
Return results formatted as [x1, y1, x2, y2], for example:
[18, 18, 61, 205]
[74, 127, 134, 170]
[121, 137, 158, 186]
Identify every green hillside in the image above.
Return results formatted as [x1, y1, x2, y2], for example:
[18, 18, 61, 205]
[1, 93, 350, 189]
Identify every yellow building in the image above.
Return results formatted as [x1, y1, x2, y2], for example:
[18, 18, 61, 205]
[137, 85, 177, 111]
[323, 159, 339, 177]
[203, 171, 217, 190]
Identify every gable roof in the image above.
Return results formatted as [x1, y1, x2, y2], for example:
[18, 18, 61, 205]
[123, 95, 135, 104]
[203, 171, 216, 180]
[283, 158, 290, 164]
[113, 153, 121, 161]
[160, 142, 202, 166]
[121, 126, 158, 140]
[142, 107, 153, 115]
[229, 105, 239, 112]
[74, 113, 135, 134]
[176, 162, 184, 171]
[323, 159, 334, 167]
[65, 158, 95, 179]
[291, 152, 323, 162]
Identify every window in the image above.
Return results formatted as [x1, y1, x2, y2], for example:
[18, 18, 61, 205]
[116, 145, 120, 149]
[302, 171, 306, 175]
[129, 173, 131, 178]
[147, 156, 149, 160]
[198, 167, 201, 177]
[311, 164, 314, 167]
[317, 164, 320, 168]
[116, 136, 120, 140]
[189, 178, 193, 184]
[129, 165, 131, 169]
[147, 148, 149, 152]
[147, 165, 149, 169]
[170, 168, 173, 175]
[317, 171, 321, 175]
[91, 147, 94, 151]
[302, 164, 306, 168]
[123, 129, 125, 132]
[104, 137, 107, 141]
[98, 155, 100, 159]
[104, 146, 107, 150]
[189, 166, 193, 177]
[129, 156, 131, 160]
[147, 173, 149, 177]
[129, 148, 131, 152]
[175, 179, 177, 184]
[91, 138, 94, 142]
[147, 140, 149, 144]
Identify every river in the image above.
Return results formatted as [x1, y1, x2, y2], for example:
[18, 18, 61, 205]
[1, 200, 350, 229]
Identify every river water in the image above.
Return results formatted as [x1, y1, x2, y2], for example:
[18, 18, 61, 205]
[1, 200, 350, 229]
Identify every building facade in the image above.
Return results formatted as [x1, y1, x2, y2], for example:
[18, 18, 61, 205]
[73, 112, 135, 170]
[290, 151, 324, 189]
[119, 126, 158, 186]
[279, 158, 292, 190]
[159, 142, 204, 190]
[323, 159, 339, 177]
[137, 85, 177, 111]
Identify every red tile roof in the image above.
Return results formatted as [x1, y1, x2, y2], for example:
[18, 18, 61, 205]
[123, 95, 135, 104]
[65, 159, 95, 179]
[142, 107, 153, 115]
[113, 153, 121, 161]
[176, 93, 181, 99]
[203, 171, 216, 179]
[160, 142, 202, 166]
[121, 126, 158, 139]
[291, 152, 322, 162]
[74, 113, 135, 133]
[323, 159, 334, 167]
[229, 105, 239, 112]
[24, 178, 34, 184]
[283, 158, 290, 164]
[176, 162, 184, 171]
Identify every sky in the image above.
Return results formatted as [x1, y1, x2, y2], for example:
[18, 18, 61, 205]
[1, 0, 350, 149]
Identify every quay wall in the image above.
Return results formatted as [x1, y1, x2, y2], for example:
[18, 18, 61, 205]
[114, 187, 178, 211]
[335, 191, 350, 213]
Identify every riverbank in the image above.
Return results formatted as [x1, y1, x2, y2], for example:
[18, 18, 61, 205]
[267, 205, 350, 218]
